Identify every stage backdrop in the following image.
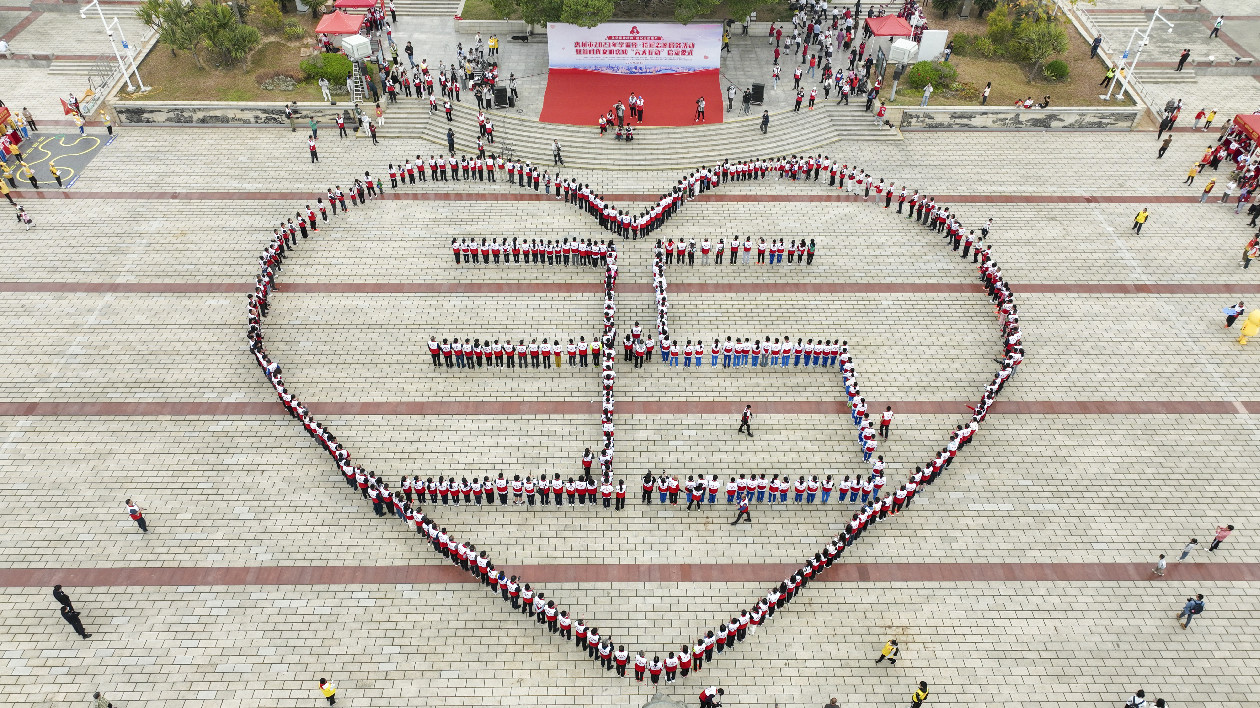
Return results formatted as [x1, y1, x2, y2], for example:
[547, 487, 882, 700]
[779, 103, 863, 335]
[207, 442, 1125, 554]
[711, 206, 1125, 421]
[540, 22, 724, 127]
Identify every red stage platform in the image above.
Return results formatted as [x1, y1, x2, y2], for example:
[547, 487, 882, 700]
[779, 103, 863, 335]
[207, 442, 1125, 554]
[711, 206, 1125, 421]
[539, 68, 723, 127]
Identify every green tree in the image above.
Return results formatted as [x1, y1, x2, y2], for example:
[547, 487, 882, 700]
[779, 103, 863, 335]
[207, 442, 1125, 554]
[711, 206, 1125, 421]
[674, 0, 720, 24]
[486, 0, 519, 19]
[305, 0, 331, 18]
[724, 0, 767, 21]
[560, 0, 613, 27]
[516, 0, 562, 26]
[973, 0, 998, 16]
[1011, 17, 1067, 78]
[930, 0, 961, 19]
[137, 0, 195, 58]
[193, 1, 261, 68]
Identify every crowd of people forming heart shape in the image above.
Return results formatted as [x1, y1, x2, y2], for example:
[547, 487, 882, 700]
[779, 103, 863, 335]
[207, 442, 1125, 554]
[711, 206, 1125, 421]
[245, 150, 1022, 683]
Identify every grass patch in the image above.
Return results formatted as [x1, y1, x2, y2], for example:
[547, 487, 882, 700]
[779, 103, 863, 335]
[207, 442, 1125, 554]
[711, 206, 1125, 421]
[882, 13, 1131, 108]
[121, 14, 324, 102]
[459, 0, 512, 20]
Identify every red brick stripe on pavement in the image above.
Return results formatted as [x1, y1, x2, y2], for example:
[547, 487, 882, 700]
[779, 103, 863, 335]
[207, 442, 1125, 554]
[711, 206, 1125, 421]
[4, 190, 1203, 204]
[0, 10, 40, 43]
[3, 562, 1256, 588]
[0, 401, 1254, 417]
[4, 282, 1260, 295]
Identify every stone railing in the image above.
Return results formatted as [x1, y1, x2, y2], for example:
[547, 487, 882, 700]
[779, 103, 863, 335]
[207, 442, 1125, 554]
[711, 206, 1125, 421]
[898, 106, 1142, 131]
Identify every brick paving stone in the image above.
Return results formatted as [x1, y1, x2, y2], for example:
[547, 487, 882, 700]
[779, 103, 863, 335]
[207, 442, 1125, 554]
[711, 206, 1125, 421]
[0, 8, 1257, 706]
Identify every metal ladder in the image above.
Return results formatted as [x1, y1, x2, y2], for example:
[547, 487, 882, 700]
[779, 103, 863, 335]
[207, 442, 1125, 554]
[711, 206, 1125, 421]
[350, 62, 366, 103]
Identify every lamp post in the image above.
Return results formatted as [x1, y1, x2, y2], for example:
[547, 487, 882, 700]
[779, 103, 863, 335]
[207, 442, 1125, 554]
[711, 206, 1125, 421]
[81, 0, 146, 92]
[1103, 9, 1173, 102]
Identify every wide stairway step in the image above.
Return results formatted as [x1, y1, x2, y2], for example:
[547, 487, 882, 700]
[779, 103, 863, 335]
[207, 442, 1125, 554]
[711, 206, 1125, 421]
[1084, 12, 1154, 28]
[392, 0, 463, 16]
[48, 59, 109, 75]
[1138, 68, 1198, 83]
[372, 100, 899, 169]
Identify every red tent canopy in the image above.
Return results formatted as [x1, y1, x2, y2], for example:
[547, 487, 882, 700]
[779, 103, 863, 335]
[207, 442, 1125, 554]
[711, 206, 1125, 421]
[315, 10, 364, 34]
[333, 0, 377, 9]
[866, 16, 912, 37]
[1233, 113, 1260, 143]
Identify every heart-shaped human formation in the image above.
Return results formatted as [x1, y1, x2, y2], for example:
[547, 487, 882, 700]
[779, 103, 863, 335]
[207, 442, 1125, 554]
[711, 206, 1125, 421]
[245, 156, 1022, 683]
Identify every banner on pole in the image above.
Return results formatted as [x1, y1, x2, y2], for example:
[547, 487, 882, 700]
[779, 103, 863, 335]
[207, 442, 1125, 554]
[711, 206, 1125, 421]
[546, 22, 721, 75]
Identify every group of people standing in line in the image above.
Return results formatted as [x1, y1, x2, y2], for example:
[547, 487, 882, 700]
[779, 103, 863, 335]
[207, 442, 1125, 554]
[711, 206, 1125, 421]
[242, 137, 1022, 688]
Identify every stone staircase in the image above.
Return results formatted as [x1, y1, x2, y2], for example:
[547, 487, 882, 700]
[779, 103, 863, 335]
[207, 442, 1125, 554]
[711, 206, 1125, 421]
[47, 59, 110, 75]
[391, 0, 463, 17]
[1084, 11, 1152, 30]
[1084, 10, 1198, 84]
[1137, 68, 1198, 83]
[371, 99, 900, 170]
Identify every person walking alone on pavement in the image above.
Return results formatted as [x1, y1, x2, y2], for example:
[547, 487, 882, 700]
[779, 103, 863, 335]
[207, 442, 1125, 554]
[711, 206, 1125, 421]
[61, 605, 90, 638]
[737, 405, 753, 437]
[1131, 208, 1149, 234]
[1151, 554, 1166, 576]
[1209, 524, 1234, 551]
[553, 140, 564, 165]
[876, 639, 899, 664]
[731, 496, 751, 525]
[760, 111, 769, 133]
[93, 691, 112, 708]
[1208, 16, 1223, 38]
[1178, 538, 1198, 561]
[125, 499, 148, 532]
[911, 681, 930, 708]
[320, 678, 337, 705]
[1177, 594, 1204, 629]
[1158, 135, 1171, 158]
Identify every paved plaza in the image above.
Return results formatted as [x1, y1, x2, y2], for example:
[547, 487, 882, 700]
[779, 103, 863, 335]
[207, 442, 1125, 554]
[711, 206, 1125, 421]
[1, 1, 1260, 707]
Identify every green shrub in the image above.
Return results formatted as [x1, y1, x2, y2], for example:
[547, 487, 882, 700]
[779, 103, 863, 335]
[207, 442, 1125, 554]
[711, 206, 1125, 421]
[248, 0, 284, 32]
[282, 19, 306, 40]
[986, 3, 1013, 46]
[300, 51, 352, 82]
[903, 60, 958, 90]
[973, 36, 998, 58]
[950, 31, 972, 56]
[903, 61, 934, 89]
[1042, 58, 1070, 80]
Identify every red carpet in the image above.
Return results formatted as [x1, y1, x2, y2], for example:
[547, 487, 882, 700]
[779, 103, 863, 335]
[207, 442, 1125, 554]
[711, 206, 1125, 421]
[539, 68, 723, 127]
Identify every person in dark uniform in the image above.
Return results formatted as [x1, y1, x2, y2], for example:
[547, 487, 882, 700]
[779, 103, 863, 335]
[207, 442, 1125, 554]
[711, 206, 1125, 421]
[52, 585, 74, 611]
[61, 605, 91, 638]
[737, 405, 753, 436]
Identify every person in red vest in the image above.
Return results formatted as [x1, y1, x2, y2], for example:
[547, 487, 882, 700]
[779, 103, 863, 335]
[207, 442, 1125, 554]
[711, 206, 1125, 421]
[125, 499, 148, 532]
[700, 686, 724, 707]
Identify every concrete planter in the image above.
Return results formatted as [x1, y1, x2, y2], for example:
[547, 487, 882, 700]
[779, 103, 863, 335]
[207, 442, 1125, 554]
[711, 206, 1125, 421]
[114, 101, 351, 127]
[898, 106, 1141, 131]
